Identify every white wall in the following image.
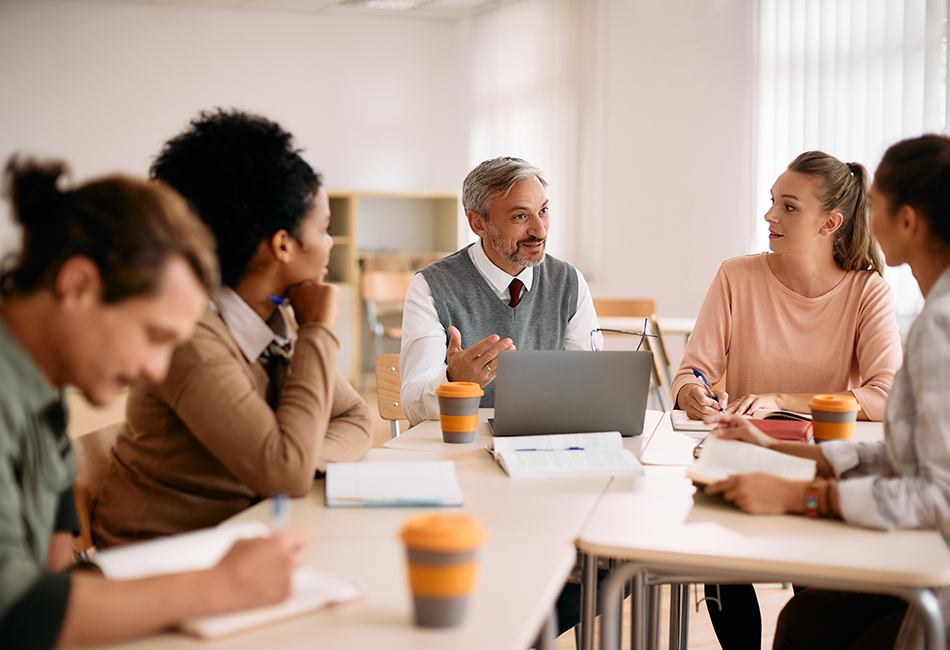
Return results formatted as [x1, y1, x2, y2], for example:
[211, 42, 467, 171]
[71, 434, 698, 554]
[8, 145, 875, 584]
[0, 0, 758, 326]
[577, 0, 757, 319]
[0, 0, 470, 254]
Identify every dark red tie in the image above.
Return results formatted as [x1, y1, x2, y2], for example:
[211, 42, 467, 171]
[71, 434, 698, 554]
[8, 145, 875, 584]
[508, 278, 524, 307]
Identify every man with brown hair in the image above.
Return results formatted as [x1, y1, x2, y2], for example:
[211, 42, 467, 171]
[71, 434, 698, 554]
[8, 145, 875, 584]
[0, 156, 307, 649]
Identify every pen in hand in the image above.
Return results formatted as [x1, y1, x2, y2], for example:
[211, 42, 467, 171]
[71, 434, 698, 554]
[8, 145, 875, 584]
[692, 368, 724, 413]
[271, 493, 290, 531]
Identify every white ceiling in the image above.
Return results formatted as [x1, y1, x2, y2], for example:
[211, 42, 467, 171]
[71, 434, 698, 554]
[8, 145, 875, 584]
[62, 0, 517, 19]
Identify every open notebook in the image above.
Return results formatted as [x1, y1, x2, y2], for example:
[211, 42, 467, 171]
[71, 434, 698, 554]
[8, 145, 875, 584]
[93, 521, 363, 639]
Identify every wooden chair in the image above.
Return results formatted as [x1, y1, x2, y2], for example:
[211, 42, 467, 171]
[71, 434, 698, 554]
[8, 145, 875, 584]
[592, 298, 673, 411]
[361, 270, 416, 360]
[375, 354, 407, 438]
[71, 423, 120, 556]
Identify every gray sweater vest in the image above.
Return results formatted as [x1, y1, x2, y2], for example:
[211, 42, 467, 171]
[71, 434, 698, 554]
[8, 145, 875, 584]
[420, 244, 579, 407]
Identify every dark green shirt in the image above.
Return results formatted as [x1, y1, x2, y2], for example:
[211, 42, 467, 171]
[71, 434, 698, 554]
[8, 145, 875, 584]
[0, 316, 76, 648]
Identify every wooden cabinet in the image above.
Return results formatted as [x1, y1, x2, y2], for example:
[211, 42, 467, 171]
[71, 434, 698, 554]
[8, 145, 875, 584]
[326, 191, 463, 382]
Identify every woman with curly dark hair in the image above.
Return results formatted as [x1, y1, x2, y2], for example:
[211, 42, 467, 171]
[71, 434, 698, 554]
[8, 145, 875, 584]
[93, 110, 373, 547]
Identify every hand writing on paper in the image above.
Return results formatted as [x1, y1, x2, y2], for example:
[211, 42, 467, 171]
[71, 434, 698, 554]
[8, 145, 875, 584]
[725, 392, 782, 417]
[445, 326, 516, 387]
[213, 529, 309, 612]
[680, 384, 728, 420]
[705, 473, 808, 516]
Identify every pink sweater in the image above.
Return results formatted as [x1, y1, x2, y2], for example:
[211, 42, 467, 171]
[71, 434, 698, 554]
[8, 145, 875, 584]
[671, 253, 902, 421]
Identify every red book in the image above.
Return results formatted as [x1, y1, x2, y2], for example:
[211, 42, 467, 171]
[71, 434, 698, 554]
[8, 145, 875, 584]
[749, 419, 814, 443]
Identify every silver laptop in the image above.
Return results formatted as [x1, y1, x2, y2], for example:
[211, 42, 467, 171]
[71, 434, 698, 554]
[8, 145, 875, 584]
[491, 350, 653, 437]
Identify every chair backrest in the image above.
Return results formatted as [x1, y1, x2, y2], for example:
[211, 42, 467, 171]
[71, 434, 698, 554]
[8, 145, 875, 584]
[592, 298, 673, 411]
[361, 270, 416, 313]
[592, 298, 657, 319]
[375, 354, 406, 437]
[72, 423, 120, 554]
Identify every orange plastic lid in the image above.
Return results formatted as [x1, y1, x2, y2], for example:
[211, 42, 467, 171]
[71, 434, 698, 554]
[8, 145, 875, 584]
[809, 395, 860, 412]
[400, 514, 486, 552]
[435, 382, 484, 399]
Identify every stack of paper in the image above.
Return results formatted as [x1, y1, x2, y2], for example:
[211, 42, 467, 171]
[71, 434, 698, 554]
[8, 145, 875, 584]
[93, 521, 364, 638]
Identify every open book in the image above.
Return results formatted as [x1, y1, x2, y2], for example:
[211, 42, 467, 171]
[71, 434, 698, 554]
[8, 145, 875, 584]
[93, 521, 364, 639]
[687, 436, 817, 485]
[488, 431, 644, 479]
[671, 410, 813, 438]
[751, 408, 812, 422]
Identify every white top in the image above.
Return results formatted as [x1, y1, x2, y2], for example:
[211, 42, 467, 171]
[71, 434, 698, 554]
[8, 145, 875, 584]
[399, 241, 600, 425]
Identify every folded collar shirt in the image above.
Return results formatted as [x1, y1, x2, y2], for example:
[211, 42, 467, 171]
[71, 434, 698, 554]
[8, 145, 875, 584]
[210, 287, 293, 363]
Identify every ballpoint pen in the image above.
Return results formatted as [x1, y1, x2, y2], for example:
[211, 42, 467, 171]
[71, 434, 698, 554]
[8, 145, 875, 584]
[271, 492, 290, 530]
[692, 368, 725, 412]
[693, 436, 706, 459]
[268, 295, 289, 306]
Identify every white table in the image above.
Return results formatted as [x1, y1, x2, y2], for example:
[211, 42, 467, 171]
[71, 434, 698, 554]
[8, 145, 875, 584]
[102, 444, 578, 650]
[101, 409, 672, 650]
[97, 409, 670, 650]
[105, 537, 576, 650]
[387, 409, 666, 650]
[577, 465, 950, 650]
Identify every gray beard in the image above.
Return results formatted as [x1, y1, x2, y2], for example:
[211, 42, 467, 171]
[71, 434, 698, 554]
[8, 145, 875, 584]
[487, 228, 546, 269]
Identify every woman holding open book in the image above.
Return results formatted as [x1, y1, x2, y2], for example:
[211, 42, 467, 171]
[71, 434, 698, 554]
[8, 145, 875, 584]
[672, 150, 903, 649]
[672, 152, 902, 423]
[706, 134, 950, 649]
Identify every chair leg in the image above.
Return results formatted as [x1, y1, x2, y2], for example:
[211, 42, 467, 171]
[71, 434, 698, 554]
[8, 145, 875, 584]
[391, 421, 400, 438]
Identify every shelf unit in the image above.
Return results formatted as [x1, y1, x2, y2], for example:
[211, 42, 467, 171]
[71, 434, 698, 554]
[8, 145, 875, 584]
[327, 191, 463, 383]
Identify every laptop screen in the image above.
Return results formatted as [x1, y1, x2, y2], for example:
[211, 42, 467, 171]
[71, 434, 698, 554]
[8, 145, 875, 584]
[491, 350, 653, 437]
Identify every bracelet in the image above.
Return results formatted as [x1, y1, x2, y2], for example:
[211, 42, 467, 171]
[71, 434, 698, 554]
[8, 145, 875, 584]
[805, 483, 819, 518]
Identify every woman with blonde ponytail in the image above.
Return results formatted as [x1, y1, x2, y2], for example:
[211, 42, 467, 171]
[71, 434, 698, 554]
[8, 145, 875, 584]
[668, 151, 903, 649]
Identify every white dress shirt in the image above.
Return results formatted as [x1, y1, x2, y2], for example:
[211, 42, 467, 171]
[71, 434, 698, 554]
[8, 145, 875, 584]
[399, 241, 601, 425]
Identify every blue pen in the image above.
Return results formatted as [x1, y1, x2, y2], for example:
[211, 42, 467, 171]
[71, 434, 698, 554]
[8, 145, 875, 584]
[271, 492, 290, 531]
[693, 435, 707, 459]
[268, 295, 289, 306]
[692, 368, 724, 412]
[515, 447, 585, 452]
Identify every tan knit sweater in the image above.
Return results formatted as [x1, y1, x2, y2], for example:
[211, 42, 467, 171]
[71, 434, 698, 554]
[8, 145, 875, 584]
[92, 307, 372, 547]
[671, 253, 902, 421]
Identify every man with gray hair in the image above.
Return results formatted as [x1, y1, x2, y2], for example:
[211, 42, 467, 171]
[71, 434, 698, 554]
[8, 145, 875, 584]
[399, 156, 601, 425]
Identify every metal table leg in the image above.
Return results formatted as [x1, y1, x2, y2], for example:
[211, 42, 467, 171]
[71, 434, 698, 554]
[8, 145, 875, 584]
[580, 552, 598, 650]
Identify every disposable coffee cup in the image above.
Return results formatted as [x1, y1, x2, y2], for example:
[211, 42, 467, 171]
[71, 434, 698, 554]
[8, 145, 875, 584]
[809, 395, 860, 440]
[400, 513, 486, 628]
[435, 382, 483, 443]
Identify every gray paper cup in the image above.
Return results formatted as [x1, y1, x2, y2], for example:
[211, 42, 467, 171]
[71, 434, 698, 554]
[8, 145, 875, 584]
[435, 382, 483, 444]
[400, 514, 486, 628]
